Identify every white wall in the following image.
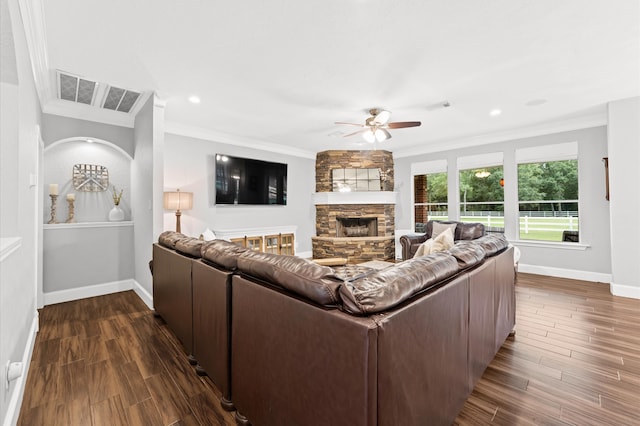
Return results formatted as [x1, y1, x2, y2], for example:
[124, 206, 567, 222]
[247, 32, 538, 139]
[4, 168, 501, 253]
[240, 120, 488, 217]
[395, 126, 612, 282]
[608, 97, 640, 298]
[1, 0, 41, 423]
[163, 133, 316, 254]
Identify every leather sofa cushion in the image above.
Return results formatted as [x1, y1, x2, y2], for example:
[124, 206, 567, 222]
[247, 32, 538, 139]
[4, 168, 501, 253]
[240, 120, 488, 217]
[473, 233, 509, 256]
[340, 252, 460, 314]
[457, 222, 485, 240]
[425, 220, 485, 241]
[237, 251, 342, 307]
[158, 231, 187, 249]
[175, 237, 204, 258]
[201, 239, 249, 270]
[449, 241, 486, 269]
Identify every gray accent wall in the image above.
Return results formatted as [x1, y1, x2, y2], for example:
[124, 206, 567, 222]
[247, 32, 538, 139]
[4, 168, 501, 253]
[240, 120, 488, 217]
[131, 95, 164, 296]
[163, 133, 316, 254]
[42, 113, 135, 157]
[394, 126, 612, 278]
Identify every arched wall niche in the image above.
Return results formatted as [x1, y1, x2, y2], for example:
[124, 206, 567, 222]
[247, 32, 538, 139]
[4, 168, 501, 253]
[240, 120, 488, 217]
[44, 137, 132, 222]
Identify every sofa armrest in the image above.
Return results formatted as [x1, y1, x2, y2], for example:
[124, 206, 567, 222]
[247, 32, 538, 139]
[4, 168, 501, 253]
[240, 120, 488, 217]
[399, 234, 429, 260]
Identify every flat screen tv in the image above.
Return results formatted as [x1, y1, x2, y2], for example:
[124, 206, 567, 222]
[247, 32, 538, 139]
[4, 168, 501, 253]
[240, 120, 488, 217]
[214, 154, 287, 205]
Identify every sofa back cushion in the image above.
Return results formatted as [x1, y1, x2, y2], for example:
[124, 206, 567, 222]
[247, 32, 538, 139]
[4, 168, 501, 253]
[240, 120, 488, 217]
[472, 233, 509, 256]
[448, 241, 486, 269]
[426, 220, 485, 241]
[340, 252, 460, 314]
[175, 237, 204, 258]
[237, 251, 342, 307]
[201, 239, 249, 270]
[158, 231, 187, 249]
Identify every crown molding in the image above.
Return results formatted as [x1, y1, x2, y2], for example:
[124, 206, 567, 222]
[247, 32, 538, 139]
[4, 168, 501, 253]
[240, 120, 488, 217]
[393, 111, 607, 159]
[165, 121, 316, 159]
[18, 0, 52, 108]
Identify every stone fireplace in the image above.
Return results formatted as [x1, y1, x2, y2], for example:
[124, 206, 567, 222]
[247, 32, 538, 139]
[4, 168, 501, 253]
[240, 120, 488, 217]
[312, 150, 395, 263]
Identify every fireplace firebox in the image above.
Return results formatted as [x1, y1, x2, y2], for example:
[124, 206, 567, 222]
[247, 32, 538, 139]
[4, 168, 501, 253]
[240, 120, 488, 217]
[336, 217, 378, 237]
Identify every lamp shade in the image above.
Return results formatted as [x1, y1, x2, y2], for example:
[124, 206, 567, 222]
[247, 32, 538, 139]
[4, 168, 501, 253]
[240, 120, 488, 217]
[163, 190, 193, 211]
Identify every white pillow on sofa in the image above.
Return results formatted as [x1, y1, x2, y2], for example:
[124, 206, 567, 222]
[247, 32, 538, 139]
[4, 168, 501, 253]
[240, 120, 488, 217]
[413, 238, 434, 258]
[431, 227, 454, 252]
[413, 228, 454, 258]
[432, 221, 457, 238]
[200, 228, 216, 241]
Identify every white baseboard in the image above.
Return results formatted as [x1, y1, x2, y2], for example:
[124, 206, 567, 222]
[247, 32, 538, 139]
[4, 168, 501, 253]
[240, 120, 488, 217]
[43, 279, 136, 306]
[132, 280, 154, 309]
[3, 312, 38, 426]
[518, 263, 612, 284]
[610, 282, 640, 300]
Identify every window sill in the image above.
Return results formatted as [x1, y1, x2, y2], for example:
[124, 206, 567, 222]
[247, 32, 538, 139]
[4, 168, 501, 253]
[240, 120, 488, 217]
[510, 239, 589, 251]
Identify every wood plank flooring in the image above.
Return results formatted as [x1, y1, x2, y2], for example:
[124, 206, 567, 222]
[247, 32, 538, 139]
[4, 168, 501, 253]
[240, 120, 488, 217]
[18, 273, 640, 425]
[455, 273, 640, 425]
[18, 291, 235, 426]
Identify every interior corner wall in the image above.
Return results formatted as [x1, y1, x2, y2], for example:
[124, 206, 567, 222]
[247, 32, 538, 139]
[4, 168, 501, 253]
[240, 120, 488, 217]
[131, 95, 163, 298]
[394, 126, 611, 280]
[1, 0, 41, 423]
[607, 97, 640, 298]
[163, 133, 316, 254]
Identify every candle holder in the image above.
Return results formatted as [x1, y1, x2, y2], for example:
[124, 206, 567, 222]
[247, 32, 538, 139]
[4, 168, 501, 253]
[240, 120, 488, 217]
[65, 199, 76, 223]
[47, 194, 58, 224]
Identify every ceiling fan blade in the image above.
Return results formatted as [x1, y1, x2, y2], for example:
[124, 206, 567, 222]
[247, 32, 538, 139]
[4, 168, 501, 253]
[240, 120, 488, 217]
[343, 129, 368, 137]
[371, 109, 391, 125]
[335, 121, 365, 127]
[387, 121, 421, 129]
[379, 128, 392, 141]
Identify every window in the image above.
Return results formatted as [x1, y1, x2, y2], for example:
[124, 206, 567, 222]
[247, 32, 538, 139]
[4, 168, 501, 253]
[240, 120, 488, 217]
[516, 143, 579, 242]
[412, 160, 447, 232]
[458, 153, 504, 232]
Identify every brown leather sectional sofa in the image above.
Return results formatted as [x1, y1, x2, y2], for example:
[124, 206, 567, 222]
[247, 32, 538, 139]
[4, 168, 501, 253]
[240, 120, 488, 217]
[151, 222, 515, 425]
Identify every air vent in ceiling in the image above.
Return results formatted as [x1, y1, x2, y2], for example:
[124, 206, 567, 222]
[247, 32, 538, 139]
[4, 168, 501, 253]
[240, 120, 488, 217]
[101, 86, 141, 113]
[57, 71, 98, 105]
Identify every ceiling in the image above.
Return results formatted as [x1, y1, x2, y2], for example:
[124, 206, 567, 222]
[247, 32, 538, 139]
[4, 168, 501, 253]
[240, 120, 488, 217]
[21, 0, 640, 158]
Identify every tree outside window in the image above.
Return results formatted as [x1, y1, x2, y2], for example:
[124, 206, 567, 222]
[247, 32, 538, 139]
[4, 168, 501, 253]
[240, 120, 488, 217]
[458, 166, 505, 232]
[518, 159, 579, 242]
[413, 172, 447, 232]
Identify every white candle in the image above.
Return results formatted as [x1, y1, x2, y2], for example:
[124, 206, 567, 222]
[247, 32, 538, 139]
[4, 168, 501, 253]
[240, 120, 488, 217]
[49, 184, 58, 195]
[66, 193, 75, 201]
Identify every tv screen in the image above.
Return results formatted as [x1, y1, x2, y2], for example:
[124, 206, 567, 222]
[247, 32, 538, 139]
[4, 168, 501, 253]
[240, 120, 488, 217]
[215, 154, 287, 205]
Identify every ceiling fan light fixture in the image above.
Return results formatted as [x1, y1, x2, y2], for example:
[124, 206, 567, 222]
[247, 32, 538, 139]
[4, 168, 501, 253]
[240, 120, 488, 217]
[363, 129, 376, 143]
[374, 128, 389, 142]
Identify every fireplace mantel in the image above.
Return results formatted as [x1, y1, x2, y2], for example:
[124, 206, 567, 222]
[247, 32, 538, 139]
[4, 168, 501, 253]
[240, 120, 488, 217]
[312, 191, 397, 205]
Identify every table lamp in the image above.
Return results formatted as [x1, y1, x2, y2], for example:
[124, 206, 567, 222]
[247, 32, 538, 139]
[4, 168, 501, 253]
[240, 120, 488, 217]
[163, 189, 193, 233]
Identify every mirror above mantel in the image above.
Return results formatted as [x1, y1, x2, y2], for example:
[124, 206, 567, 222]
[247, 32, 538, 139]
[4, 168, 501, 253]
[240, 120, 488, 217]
[332, 168, 382, 192]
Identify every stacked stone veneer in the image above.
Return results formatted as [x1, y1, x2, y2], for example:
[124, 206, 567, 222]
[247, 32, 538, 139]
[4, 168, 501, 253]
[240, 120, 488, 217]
[313, 150, 395, 263]
[315, 150, 394, 192]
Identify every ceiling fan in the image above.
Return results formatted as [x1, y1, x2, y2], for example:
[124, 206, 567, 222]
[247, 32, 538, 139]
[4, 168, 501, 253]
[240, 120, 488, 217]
[335, 108, 421, 143]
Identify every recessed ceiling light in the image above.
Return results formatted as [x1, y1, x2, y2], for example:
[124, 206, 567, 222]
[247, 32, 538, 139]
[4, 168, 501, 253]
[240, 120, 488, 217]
[188, 95, 201, 104]
[86, 138, 94, 143]
[526, 99, 547, 106]
[490, 109, 502, 116]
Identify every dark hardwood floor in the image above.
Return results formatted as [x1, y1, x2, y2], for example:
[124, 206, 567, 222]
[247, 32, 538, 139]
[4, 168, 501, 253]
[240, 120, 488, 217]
[18, 273, 640, 425]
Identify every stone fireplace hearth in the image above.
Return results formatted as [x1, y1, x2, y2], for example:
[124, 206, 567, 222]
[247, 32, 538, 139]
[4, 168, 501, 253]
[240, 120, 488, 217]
[312, 150, 395, 263]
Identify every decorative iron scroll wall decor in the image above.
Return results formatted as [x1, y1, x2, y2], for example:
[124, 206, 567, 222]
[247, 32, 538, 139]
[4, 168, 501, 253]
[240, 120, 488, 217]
[73, 164, 109, 192]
